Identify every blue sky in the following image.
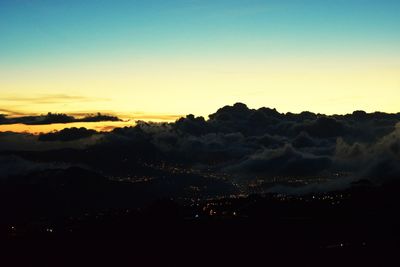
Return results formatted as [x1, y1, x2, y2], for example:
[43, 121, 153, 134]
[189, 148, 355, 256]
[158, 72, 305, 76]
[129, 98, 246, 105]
[1, 0, 399, 63]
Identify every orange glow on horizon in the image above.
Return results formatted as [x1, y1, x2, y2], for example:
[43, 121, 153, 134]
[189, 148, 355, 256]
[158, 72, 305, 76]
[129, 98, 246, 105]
[0, 113, 182, 134]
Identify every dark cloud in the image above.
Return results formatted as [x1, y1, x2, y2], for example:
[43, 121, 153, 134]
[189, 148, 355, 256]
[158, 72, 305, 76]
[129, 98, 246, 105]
[78, 113, 121, 123]
[225, 144, 332, 178]
[1, 103, 400, 194]
[341, 124, 400, 183]
[0, 114, 7, 124]
[0, 131, 99, 151]
[0, 112, 121, 125]
[293, 116, 348, 138]
[291, 132, 317, 148]
[38, 127, 98, 142]
[174, 114, 209, 135]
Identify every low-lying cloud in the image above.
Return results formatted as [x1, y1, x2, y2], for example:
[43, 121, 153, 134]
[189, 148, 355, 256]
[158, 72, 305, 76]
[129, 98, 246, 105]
[2, 103, 400, 192]
[0, 112, 121, 125]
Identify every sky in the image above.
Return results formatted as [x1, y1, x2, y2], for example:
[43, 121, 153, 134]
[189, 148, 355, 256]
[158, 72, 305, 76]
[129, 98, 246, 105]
[1, 0, 400, 125]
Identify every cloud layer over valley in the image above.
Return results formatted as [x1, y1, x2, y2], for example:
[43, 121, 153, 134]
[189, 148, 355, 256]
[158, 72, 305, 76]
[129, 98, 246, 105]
[2, 103, 400, 193]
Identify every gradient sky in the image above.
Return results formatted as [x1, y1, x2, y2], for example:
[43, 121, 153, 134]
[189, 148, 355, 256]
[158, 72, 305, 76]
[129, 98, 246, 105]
[1, 0, 400, 121]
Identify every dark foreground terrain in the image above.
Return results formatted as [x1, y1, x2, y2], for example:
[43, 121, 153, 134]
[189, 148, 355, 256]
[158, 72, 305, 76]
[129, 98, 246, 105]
[1, 175, 399, 266]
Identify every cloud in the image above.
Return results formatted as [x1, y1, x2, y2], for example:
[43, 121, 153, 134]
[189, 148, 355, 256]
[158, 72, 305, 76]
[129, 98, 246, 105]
[292, 131, 318, 148]
[0, 131, 99, 151]
[225, 144, 332, 178]
[2, 103, 400, 194]
[79, 113, 121, 123]
[0, 112, 121, 125]
[95, 125, 119, 132]
[38, 127, 99, 142]
[336, 123, 400, 184]
[0, 114, 7, 124]
[294, 116, 348, 138]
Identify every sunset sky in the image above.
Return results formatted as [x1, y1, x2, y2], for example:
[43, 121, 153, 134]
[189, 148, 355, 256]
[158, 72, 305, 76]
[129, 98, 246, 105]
[1, 0, 400, 127]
